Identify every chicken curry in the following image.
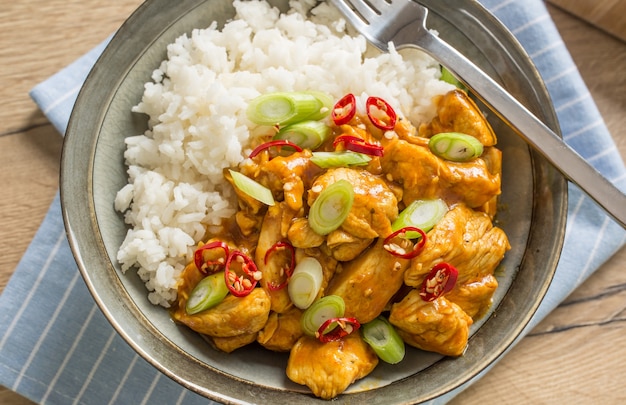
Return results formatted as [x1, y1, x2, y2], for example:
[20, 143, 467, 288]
[170, 88, 510, 399]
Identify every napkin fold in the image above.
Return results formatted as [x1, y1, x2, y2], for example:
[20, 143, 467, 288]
[1, 1, 625, 404]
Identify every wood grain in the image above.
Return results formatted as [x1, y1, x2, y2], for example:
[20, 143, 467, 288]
[0, 1, 624, 403]
[548, 0, 626, 41]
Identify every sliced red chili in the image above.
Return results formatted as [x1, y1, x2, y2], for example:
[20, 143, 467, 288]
[383, 226, 427, 259]
[333, 135, 384, 157]
[224, 250, 260, 297]
[249, 140, 303, 159]
[366, 96, 397, 130]
[264, 241, 296, 291]
[331, 93, 357, 125]
[194, 241, 230, 274]
[419, 262, 459, 302]
[316, 317, 361, 343]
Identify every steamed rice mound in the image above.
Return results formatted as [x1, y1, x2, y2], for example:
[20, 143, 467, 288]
[114, 0, 454, 306]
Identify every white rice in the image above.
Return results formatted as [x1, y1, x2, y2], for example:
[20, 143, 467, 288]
[114, 0, 455, 307]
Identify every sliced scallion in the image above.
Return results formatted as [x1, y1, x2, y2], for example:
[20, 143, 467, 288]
[440, 66, 467, 91]
[300, 295, 345, 336]
[228, 170, 275, 206]
[428, 132, 484, 162]
[246, 92, 323, 126]
[303, 91, 333, 121]
[391, 198, 448, 239]
[361, 316, 405, 364]
[185, 271, 229, 315]
[310, 151, 372, 168]
[273, 120, 330, 150]
[308, 179, 354, 235]
[288, 257, 324, 309]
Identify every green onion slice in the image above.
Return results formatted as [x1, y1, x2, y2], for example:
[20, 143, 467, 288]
[440, 66, 467, 91]
[288, 257, 324, 309]
[391, 198, 448, 239]
[246, 92, 324, 126]
[361, 316, 406, 364]
[310, 151, 372, 168]
[308, 179, 354, 235]
[274, 120, 330, 150]
[303, 90, 333, 121]
[228, 170, 275, 206]
[300, 295, 346, 336]
[428, 132, 484, 162]
[185, 271, 229, 315]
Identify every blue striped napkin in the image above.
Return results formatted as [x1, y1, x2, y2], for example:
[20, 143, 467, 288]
[1, 1, 624, 404]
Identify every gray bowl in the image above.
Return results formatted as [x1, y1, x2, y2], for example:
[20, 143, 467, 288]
[60, 0, 567, 403]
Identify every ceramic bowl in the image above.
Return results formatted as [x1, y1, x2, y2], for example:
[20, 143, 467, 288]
[60, 0, 567, 403]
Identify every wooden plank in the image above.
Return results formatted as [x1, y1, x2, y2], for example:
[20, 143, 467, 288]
[547, 0, 626, 41]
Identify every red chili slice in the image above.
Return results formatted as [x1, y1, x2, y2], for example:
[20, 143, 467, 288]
[194, 241, 230, 274]
[331, 93, 357, 125]
[366, 96, 397, 130]
[333, 135, 384, 157]
[224, 250, 260, 297]
[264, 241, 296, 291]
[383, 226, 427, 259]
[419, 262, 459, 302]
[316, 317, 361, 343]
[249, 140, 303, 159]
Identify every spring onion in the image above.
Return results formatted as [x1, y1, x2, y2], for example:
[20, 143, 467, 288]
[186, 271, 229, 315]
[440, 66, 467, 91]
[228, 170, 275, 206]
[246, 92, 325, 126]
[428, 132, 484, 162]
[303, 90, 333, 121]
[273, 120, 330, 150]
[310, 151, 371, 168]
[391, 198, 448, 239]
[361, 316, 405, 364]
[288, 257, 324, 309]
[300, 295, 346, 336]
[308, 179, 354, 235]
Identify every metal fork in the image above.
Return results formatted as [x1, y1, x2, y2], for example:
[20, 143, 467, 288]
[330, 0, 626, 228]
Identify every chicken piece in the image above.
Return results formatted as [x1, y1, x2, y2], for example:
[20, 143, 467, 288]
[389, 289, 472, 357]
[256, 202, 298, 313]
[173, 285, 271, 337]
[326, 239, 410, 324]
[447, 274, 498, 319]
[286, 333, 379, 399]
[307, 168, 398, 239]
[241, 149, 321, 213]
[405, 204, 510, 287]
[287, 217, 324, 249]
[418, 89, 497, 147]
[325, 229, 373, 262]
[477, 146, 502, 218]
[381, 138, 501, 209]
[257, 307, 303, 352]
[209, 333, 258, 353]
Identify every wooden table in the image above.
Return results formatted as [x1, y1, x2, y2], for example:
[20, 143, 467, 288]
[1, 1, 624, 404]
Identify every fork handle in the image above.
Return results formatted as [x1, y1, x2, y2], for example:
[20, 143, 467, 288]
[413, 29, 626, 229]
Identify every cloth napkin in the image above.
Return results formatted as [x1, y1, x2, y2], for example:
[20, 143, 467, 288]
[2, 1, 625, 404]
